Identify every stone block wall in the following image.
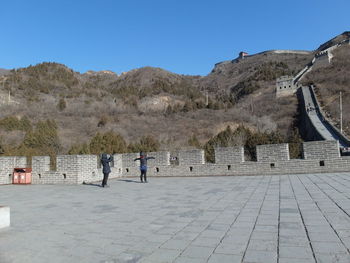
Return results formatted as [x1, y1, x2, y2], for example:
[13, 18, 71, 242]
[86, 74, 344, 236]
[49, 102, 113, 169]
[148, 151, 170, 166]
[303, 140, 340, 160]
[257, 143, 290, 162]
[32, 171, 77, 184]
[276, 76, 298, 97]
[178, 149, 205, 165]
[122, 153, 139, 169]
[31, 154, 124, 185]
[76, 155, 100, 184]
[215, 147, 244, 164]
[312, 54, 331, 70]
[1, 140, 350, 185]
[0, 156, 27, 184]
[32, 156, 50, 173]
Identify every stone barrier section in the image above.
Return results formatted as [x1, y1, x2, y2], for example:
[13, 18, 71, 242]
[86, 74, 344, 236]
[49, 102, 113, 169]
[215, 147, 244, 164]
[257, 143, 290, 162]
[147, 151, 170, 166]
[1, 140, 350, 185]
[131, 156, 350, 177]
[303, 140, 340, 160]
[122, 153, 139, 169]
[77, 155, 100, 184]
[32, 156, 50, 173]
[0, 156, 27, 184]
[178, 149, 205, 165]
[0, 206, 10, 229]
[32, 171, 78, 185]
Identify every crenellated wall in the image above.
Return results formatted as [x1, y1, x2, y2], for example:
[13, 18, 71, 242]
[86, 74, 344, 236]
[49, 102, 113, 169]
[0, 140, 349, 185]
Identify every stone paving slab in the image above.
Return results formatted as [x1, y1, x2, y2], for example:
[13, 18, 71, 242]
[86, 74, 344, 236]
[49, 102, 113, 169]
[1, 173, 350, 262]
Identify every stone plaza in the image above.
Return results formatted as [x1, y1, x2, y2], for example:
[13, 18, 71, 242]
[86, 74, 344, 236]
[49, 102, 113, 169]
[1, 173, 350, 263]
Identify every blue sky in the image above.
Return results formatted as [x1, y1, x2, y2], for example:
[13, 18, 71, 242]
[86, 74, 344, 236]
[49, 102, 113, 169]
[1, 0, 349, 75]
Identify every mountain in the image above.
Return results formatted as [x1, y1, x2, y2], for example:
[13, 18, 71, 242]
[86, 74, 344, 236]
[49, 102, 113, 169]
[316, 31, 350, 51]
[0, 32, 348, 155]
[0, 69, 9, 76]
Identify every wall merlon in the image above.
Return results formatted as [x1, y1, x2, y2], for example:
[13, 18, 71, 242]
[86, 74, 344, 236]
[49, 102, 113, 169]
[215, 147, 244, 164]
[303, 140, 340, 160]
[257, 143, 290, 162]
[178, 149, 205, 165]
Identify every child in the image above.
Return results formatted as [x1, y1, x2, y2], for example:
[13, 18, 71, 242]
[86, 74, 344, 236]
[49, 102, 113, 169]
[134, 152, 155, 183]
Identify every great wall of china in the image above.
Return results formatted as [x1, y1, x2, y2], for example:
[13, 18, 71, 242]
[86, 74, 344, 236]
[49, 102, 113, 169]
[0, 38, 350, 188]
[0, 140, 349, 186]
[1, 38, 350, 232]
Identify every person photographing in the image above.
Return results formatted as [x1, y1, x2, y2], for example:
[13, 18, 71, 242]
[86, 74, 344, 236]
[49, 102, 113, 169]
[101, 153, 113, 187]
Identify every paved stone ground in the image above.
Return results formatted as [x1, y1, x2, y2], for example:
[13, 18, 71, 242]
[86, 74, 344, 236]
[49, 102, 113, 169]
[1, 173, 350, 263]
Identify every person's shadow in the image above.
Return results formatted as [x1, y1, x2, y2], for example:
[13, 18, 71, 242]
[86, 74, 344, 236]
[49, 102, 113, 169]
[82, 182, 103, 187]
[118, 179, 142, 183]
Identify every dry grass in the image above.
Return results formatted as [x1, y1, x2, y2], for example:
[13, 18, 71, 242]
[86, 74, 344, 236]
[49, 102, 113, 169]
[0, 50, 312, 153]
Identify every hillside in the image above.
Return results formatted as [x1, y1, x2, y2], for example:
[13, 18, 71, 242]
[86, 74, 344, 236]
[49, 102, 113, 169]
[0, 32, 348, 158]
[0, 69, 9, 76]
[316, 31, 350, 51]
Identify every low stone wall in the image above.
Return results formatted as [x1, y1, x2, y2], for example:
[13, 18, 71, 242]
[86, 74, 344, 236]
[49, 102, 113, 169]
[0, 206, 10, 229]
[0, 141, 349, 185]
[0, 157, 27, 185]
[120, 156, 350, 178]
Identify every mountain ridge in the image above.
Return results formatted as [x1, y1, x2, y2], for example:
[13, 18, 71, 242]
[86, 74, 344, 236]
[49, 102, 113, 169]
[0, 32, 349, 156]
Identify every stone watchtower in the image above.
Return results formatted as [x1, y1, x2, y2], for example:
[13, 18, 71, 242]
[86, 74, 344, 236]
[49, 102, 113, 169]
[275, 76, 299, 98]
[239, 51, 249, 59]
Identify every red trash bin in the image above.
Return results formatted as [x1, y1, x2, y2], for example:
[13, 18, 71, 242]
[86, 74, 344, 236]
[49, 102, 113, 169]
[13, 168, 32, 184]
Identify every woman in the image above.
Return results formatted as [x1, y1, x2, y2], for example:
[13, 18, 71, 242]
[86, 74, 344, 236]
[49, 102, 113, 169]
[101, 153, 113, 187]
[134, 152, 155, 183]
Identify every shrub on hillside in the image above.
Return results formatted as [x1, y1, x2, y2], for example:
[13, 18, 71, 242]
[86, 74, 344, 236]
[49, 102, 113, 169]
[57, 98, 67, 111]
[188, 134, 201, 148]
[203, 125, 285, 162]
[22, 119, 61, 153]
[1, 119, 61, 169]
[0, 116, 32, 132]
[89, 131, 128, 154]
[128, 135, 160, 153]
[68, 143, 91, 155]
[0, 137, 4, 155]
[97, 116, 108, 127]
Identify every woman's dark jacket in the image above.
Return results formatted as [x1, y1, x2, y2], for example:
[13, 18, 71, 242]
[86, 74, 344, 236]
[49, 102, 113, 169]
[134, 155, 155, 170]
[101, 154, 113, 174]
